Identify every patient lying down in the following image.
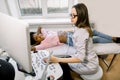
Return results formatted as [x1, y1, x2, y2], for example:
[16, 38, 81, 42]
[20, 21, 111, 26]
[30, 26, 73, 51]
[30, 26, 120, 51]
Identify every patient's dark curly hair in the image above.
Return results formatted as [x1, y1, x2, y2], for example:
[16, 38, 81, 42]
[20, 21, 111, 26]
[30, 32, 36, 45]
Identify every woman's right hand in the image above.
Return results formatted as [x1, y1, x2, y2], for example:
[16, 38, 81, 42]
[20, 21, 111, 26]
[50, 55, 59, 63]
[43, 55, 59, 63]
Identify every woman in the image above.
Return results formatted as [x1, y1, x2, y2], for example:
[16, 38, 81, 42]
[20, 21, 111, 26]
[44, 3, 99, 80]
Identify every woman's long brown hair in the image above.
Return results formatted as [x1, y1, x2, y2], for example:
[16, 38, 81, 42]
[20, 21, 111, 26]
[73, 3, 93, 37]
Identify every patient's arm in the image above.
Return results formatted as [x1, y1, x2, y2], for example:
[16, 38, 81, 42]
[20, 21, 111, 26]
[36, 26, 42, 35]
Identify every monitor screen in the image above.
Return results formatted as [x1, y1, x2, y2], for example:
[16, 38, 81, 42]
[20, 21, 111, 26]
[0, 12, 32, 73]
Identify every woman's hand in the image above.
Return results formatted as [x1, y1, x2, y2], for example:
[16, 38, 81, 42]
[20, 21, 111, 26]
[50, 55, 59, 63]
[43, 55, 59, 63]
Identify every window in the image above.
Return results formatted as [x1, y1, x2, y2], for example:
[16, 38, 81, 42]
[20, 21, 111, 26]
[17, 0, 77, 18]
[47, 0, 68, 13]
[18, 0, 42, 16]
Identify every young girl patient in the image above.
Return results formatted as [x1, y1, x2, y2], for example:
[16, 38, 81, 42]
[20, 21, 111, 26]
[30, 26, 120, 51]
[30, 26, 71, 51]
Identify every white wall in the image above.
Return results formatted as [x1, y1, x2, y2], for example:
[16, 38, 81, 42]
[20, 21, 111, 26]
[0, 0, 19, 17]
[79, 0, 120, 36]
[0, 0, 9, 15]
[0, 0, 120, 36]
[29, 24, 74, 32]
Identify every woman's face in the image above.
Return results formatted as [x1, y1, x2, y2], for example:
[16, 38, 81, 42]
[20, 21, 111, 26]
[70, 8, 78, 25]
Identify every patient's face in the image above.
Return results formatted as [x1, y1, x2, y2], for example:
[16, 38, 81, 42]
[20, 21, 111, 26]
[33, 33, 44, 43]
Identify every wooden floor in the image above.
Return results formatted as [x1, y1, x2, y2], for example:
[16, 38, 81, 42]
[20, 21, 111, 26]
[100, 54, 120, 80]
[72, 54, 120, 80]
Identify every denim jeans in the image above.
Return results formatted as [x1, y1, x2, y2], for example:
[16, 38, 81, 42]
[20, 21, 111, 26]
[66, 32, 74, 46]
[66, 30, 113, 45]
[93, 30, 113, 43]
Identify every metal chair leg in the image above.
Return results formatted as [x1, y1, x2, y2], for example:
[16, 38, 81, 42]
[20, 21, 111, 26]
[106, 54, 117, 71]
[101, 54, 118, 71]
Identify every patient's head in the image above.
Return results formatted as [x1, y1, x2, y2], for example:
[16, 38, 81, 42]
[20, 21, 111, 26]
[30, 32, 44, 45]
[30, 32, 36, 45]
